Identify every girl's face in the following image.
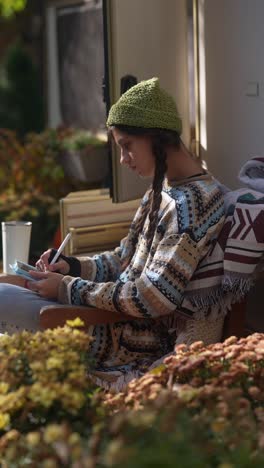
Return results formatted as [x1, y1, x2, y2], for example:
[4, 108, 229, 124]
[112, 128, 155, 178]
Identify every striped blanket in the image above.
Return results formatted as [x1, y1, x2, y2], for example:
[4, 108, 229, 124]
[238, 156, 264, 193]
[185, 188, 264, 316]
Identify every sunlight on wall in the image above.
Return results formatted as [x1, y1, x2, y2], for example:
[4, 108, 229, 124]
[198, 0, 207, 151]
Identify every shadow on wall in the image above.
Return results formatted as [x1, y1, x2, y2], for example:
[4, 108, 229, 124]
[246, 276, 264, 333]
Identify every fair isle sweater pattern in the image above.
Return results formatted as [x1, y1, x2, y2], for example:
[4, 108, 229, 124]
[58, 174, 225, 322]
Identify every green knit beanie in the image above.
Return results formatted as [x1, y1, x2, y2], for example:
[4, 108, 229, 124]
[106, 77, 182, 134]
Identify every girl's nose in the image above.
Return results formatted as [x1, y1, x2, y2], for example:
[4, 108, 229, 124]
[120, 149, 130, 166]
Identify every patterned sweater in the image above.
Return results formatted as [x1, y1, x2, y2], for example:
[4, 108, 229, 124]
[58, 174, 224, 326]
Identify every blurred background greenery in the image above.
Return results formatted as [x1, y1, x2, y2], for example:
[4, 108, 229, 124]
[0, 0, 108, 261]
[0, 0, 27, 18]
[0, 40, 44, 136]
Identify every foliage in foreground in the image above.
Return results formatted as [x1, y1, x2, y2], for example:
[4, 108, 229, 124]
[0, 324, 101, 434]
[0, 327, 263, 467]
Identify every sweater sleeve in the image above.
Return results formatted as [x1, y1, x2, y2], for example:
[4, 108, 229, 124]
[75, 236, 127, 282]
[73, 191, 150, 281]
[58, 218, 224, 318]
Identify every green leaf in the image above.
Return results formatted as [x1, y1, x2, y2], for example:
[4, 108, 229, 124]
[0, 0, 27, 18]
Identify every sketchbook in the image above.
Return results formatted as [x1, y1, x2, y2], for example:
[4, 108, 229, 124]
[10, 261, 38, 281]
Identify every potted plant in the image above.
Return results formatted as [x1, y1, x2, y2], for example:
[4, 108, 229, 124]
[59, 129, 109, 188]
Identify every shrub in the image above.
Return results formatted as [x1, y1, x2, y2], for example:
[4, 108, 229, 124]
[102, 333, 264, 466]
[0, 41, 44, 136]
[0, 324, 101, 431]
[0, 127, 108, 258]
[0, 331, 263, 466]
[0, 128, 75, 257]
[61, 129, 106, 152]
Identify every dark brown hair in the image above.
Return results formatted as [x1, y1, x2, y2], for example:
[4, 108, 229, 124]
[109, 125, 181, 251]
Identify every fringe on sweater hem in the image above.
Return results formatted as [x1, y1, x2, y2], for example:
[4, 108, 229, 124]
[186, 275, 254, 318]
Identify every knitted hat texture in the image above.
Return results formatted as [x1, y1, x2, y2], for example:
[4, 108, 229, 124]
[106, 77, 182, 134]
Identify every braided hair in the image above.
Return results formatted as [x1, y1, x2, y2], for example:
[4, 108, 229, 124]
[110, 125, 181, 253]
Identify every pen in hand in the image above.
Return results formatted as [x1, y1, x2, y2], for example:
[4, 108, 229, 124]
[50, 232, 72, 265]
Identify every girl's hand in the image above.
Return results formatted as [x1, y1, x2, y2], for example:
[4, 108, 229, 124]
[27, 270, 64, 300]
[35, 249, 70, 275]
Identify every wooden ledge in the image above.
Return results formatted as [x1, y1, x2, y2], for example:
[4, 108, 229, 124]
[40, 305, 136, 330]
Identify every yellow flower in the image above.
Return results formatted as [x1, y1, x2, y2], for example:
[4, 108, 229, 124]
[43, 424, 65, 444]
[66, 317, 85, 328]
[4, 429, 20, 442]
[46, 356, 64, 370]
[218, 464, 234, 468]
[0, 382, 9, 394]
[0, 412, 10, 430]
[29, 383, 57, 408]
[42, 460, 58, 468]
[0, 388, 26, 414]
[103, 438, 130, 466]
[26, 431, 41, 447]
[211, 417, 228, 433]
[0, 335, 10, 346]
[59, 384, 85, 413]
[67, 367, 87, 382]
[68, 432, 81, 446]
[30, 361, 44, 372]
[128, 410, 156, 428]
[176, 386, 200, 403]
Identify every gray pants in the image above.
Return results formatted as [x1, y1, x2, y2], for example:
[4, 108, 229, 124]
[0, 284, 59, 334]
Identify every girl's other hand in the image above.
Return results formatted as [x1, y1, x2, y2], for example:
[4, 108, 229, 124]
[27, 270, 63, 300]
[35, 249, 70, 275]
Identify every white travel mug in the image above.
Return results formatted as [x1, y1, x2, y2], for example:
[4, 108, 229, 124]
[1, 221, 32, 274]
